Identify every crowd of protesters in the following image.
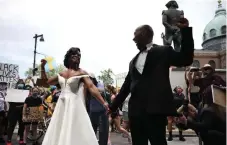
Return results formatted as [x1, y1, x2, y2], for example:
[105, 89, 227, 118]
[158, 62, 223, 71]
[0, 62, 225, 145]
[0, 77, 61, 145]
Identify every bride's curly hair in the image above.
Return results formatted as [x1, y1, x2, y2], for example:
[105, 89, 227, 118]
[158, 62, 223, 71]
[64, 47, 81, 68]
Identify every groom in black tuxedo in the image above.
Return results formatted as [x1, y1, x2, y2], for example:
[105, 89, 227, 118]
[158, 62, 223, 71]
[109, 23, 194, 145]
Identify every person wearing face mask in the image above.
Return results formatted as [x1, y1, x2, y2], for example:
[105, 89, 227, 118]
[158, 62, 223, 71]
[22, 87, 42, 145]
[178, 64, 226, 145]
[176, 86, 226, 145]
[16, 79, 26, 90]
[188, 64, 226, 105]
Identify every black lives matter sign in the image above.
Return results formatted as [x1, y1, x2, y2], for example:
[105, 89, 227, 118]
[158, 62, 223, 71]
[0, 63, 19, 83]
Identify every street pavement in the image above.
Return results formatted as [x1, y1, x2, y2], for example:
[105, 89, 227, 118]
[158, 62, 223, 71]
[110, 132, 199, 145]
[1, 132, 199, 145]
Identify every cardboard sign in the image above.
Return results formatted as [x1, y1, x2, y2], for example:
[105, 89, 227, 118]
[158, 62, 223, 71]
[0, 63, 19, 88]
[6, 89, 29, 103]
[211, 85, 226, 108]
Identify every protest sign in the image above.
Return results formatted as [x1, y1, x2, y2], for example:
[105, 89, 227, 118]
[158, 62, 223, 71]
[0, 63, 19, 88]
[6, 89, 29, 103]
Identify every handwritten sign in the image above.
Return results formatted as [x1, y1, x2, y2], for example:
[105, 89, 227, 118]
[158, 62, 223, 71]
[0, 63, 19, 88]
[6, 89, 29, 103]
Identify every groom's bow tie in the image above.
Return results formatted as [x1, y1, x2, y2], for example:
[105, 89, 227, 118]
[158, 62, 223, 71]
[140, 48, 151, 53]
[144, 49, 150, 52]
[139, 47, 148, 52]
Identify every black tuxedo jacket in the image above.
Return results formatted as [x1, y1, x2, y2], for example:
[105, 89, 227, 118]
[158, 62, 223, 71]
[110, 27, 194, 117]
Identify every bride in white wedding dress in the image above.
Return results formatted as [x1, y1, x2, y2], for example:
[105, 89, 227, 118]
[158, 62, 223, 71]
[40, 47, 108, 145]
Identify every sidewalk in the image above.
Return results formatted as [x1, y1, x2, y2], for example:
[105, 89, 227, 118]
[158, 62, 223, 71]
[111, 128, 196, 136]
[167, 129, 196, 136]
[14, 125, 196, 136]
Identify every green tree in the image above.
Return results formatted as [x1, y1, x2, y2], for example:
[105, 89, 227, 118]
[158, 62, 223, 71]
[24, 67, 35, 77]
[24, 64, 65, 78]
[98, 68, 114, 86]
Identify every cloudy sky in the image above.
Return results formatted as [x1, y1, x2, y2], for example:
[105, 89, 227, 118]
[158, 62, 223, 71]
[0, 0, 226, 78]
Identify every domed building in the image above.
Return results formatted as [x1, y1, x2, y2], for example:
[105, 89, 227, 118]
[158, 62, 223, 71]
[192, 0, 226, 74]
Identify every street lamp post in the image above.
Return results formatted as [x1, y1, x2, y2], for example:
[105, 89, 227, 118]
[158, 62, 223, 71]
[33, 34, 44, 76]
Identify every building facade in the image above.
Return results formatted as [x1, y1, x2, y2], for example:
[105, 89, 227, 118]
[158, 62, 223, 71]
[192, 1, 226, 70]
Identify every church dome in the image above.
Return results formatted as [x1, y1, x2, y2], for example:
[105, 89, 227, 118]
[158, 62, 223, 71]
[202, 1, 226, 50]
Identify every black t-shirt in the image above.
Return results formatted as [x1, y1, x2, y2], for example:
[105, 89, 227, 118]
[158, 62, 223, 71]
[173, 93, 185, 108]
[52, 91, 61, 103]
[25, 97, 42, 107]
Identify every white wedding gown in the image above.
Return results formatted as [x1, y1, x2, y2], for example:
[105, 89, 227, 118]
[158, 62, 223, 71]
[42, 74, 99, 145]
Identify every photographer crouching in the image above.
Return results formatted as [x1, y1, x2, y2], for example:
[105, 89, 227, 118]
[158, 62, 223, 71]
[175, 99, 198, 132]
[177, 99, 198, 120]
[176, 64, 226, 145]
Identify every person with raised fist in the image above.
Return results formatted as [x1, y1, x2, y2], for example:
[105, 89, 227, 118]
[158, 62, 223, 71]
[109, 22, 194, 145]
[41, 47, 108, 145]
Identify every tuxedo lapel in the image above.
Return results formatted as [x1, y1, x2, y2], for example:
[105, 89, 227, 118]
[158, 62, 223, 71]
[142, 51, 151, 75]
[130, 44, 162, 77]
[142, 45, 162, 76]
[129, 52, 141, 71]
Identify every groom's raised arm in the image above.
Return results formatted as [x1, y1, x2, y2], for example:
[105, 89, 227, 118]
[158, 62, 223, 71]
[110, 72, 131, 112]
[168, 27, 194, 67]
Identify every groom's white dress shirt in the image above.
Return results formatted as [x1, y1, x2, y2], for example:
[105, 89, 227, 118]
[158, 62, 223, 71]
[135, 42, 153, 74]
